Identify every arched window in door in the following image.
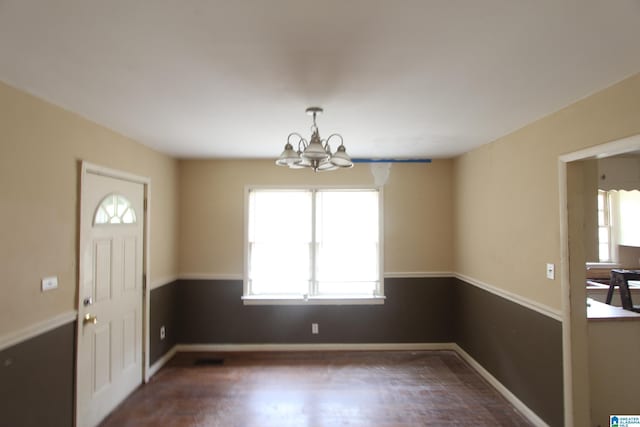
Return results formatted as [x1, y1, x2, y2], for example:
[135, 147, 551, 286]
[93, 193, 137, 225]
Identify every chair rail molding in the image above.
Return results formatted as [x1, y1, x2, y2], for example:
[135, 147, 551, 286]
[0, 310, 77, 352]
[454, 273, 563, 321]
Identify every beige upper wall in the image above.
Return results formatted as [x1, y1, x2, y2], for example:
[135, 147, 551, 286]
[0, 81, 179, 337]
[4, 67, 637, 335]
[178, 159, 453, 276]
[453, 73, 640, 311]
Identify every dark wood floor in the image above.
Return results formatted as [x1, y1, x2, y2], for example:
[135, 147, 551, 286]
[99, 350, 533, 427]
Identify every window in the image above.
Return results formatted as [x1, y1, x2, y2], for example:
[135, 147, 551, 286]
[597, 190, 613, 262]
[94, 193, 137, 225]
[616, 190, 640, 247]
[244, 188, 383, 304]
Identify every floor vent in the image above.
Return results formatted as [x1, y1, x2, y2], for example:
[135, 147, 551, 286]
[194, 358, 224, 366]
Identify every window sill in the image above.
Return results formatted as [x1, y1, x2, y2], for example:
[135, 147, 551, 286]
[586, 262, 621, 269]
[241, 295, 386, 306]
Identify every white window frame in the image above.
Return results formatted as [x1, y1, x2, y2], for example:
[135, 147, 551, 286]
[242, 185, 385, 305]
[597, 189, 615, 263]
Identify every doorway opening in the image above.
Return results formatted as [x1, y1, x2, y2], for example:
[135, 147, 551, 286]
[559, 133, 640, 426]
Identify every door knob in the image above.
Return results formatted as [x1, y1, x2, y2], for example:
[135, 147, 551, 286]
[83, 313, 98, 325]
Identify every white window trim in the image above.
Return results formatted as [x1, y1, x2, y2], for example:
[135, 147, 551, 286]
[241, 295, 386, 306]
[243, 185, 385, 305]
[600, 190, 620, 263]
[597, 189, 613, 263]
[586, 262, 621, 269]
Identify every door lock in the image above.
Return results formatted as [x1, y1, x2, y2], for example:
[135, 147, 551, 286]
[83, 313, 98, 325]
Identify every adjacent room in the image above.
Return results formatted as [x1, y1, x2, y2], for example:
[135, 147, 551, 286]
[1, 1, 639, 426]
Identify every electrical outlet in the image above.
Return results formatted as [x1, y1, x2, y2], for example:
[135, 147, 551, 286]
[160, 326, 166, 340]
[311, 323, 319, 334]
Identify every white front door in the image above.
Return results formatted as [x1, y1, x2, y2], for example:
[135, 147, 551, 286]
[77, 170, 145, 427]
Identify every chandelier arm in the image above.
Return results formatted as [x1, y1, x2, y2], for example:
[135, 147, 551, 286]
[287, 132, 308, 150]
[325, 133, 344, 149]
[287, 132, 304, 143]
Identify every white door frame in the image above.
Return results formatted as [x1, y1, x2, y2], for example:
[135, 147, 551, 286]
[558, 133, 640, 426]
[76, 161, 152, 425]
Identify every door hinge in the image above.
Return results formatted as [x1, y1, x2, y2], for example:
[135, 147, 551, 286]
[143, 198, 148, 211]
[143, 274, 147, 289]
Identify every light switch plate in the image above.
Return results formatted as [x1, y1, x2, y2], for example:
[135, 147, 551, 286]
[41, 276, 58, 291]
[546, 264, 555, 280]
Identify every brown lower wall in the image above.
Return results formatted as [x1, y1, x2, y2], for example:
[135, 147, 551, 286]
[151, 278, 457, 364]
[5, 277, 564, 426]
[453, 278, 564, 427]
[0, 322, 75, 427]
[150, 280, 179, 363]
[175, 277, 454, 345]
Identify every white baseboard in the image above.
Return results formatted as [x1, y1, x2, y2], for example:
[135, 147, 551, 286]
[452, 344, 549, 427]
[175, 342, 456, 352]
[147, 345, 178, 380]
[149, 341, 547, 426]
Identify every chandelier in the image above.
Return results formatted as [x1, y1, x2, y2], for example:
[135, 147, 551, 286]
[276, 107, 353, 172]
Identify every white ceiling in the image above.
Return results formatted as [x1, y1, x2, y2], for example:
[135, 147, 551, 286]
[1, 1, 639, 159]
